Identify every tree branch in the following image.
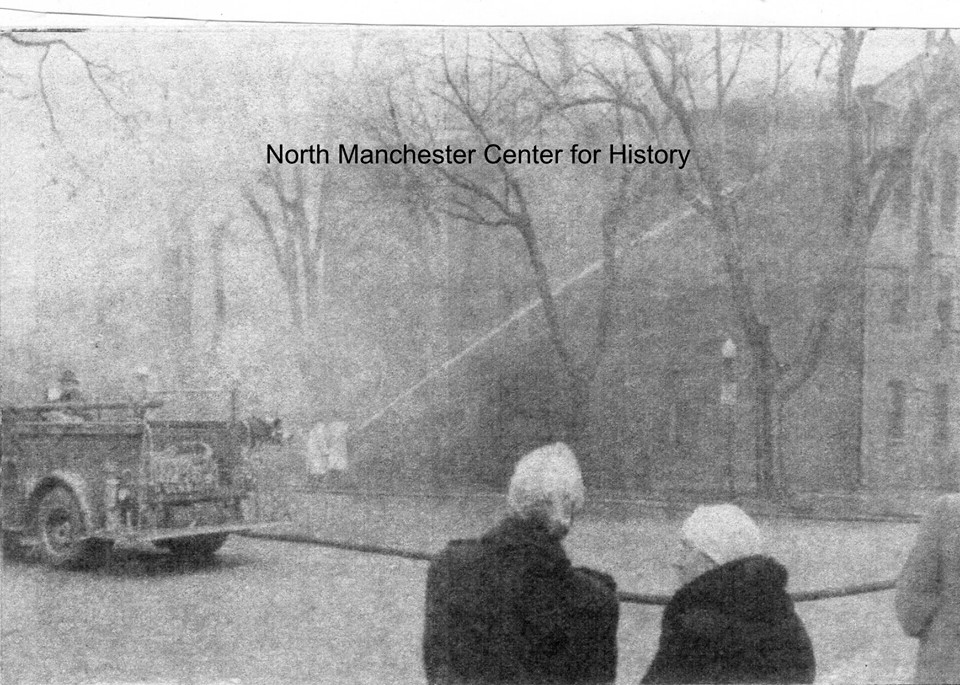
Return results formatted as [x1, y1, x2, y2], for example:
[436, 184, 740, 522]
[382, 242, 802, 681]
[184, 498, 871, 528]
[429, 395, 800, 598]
[2, 30, 132, 136]
[243, 191, 287, 285]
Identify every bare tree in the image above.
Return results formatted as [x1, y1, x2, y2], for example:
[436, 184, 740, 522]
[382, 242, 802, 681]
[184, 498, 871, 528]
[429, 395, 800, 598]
[243, 165, 342, 418]
[605, 27, 929, 497]
[370, 33, 639, 444]
[830, 28, 956, 488]
[210, 213, 230, 352]
[0, 28, 132, 138]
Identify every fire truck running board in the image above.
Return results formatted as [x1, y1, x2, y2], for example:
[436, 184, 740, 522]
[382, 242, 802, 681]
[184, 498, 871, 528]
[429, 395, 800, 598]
[92, 522, 282, 544]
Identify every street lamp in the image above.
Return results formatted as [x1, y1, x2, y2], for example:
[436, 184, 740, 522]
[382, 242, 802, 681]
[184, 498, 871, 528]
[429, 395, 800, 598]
[721, 338, 738, 500]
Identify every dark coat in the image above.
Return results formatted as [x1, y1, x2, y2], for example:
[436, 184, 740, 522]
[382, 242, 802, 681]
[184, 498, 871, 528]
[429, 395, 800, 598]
[641, 555, 815, 684]
[896, 493, 960, 683]
[423, 516, 620, 684]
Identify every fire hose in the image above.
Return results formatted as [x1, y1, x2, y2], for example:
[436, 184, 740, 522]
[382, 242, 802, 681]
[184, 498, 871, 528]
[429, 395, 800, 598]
[239, 530, 896, 605]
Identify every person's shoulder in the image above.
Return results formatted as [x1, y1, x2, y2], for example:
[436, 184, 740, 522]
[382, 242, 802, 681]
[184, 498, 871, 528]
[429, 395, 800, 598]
[440, 537, 482, 553]
[427, 537, 509, 610]
[568, 566, 619, 616]
[572, 566, 617, 592]
[432, 537, 486, 569]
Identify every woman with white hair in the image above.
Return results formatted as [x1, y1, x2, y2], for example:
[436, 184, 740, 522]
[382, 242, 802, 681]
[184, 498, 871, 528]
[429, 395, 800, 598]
[641, 504, 815, 684]
[423, 442, 619, 684]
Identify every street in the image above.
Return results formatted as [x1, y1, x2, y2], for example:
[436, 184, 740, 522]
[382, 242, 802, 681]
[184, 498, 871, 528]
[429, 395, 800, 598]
[2, 535, 432, 684]
[2, 494, 921, 683]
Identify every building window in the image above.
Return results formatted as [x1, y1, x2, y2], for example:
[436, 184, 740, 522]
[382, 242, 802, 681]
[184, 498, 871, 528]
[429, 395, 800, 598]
[661, 369, 697, 459]
[890, 271, 909, 324]
[667, 398, 698, 458]
[934, 383, 950, 444]
[937, 298, 953, 349]
[893, 173, 911, 227]
[937, 275, 953, 349]
[942, 151, 957, 233]
[916, 172, 934, 269]
[919, 171, 934, 228]
[446, 406, 468, 437]
[937, 297, 954, 340]
[888, 380, 906, 440]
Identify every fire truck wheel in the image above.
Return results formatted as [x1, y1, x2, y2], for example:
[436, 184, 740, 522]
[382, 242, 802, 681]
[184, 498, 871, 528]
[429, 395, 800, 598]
[36, 487, 93, 569]
[160, 533, 228, 560]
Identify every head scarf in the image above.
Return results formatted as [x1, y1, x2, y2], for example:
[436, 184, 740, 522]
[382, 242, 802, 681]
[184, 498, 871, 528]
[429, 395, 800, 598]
[681, 503, 763, 566]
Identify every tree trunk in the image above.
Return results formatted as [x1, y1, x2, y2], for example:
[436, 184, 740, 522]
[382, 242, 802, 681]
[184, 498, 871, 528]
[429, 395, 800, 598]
[844, 267, 867, 489]
[561, 370, 591, 444]
[210, 218, 227, 354]
[417, 214, 449, 371]
[752, 327, 777, 499]
[836, 29, 868, 492]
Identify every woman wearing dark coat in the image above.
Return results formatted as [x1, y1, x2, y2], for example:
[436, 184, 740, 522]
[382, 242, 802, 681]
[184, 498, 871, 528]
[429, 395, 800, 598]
[423, 443, 619, 685]
[642, 504, 815, 684]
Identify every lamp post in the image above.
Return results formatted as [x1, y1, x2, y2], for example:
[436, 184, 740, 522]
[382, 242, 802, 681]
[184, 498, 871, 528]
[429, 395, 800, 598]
[721, 338, 738, 500]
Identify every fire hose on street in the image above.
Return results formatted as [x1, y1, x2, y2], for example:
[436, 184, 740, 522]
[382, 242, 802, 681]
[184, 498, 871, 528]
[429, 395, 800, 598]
[239, 529, 896, 606]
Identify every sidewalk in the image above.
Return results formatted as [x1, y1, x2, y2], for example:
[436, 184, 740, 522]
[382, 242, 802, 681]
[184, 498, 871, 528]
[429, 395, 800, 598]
[296, 478, 939, 522]
[585, 487, 935, 522]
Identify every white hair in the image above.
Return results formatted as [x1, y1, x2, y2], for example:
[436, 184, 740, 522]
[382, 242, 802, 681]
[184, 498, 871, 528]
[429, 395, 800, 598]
[507, 442, 584, 532]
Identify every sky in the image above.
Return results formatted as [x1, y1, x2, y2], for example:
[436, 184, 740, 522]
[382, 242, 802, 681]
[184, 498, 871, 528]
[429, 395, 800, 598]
[0, 4, 954, 341]
[0, 1, 956, 28]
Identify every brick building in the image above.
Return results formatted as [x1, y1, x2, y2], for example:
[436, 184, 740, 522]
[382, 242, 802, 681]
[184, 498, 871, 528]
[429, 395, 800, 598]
[862, 32, 960, 490]
[352, 35, 959, 497]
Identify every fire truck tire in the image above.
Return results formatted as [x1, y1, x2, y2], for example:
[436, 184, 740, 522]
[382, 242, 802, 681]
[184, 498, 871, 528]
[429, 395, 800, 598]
[36, 486, 102, 569]
[160, 533, 228, 560]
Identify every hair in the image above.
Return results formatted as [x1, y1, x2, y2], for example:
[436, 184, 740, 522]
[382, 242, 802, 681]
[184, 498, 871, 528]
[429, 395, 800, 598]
[507, 442, 584, 534]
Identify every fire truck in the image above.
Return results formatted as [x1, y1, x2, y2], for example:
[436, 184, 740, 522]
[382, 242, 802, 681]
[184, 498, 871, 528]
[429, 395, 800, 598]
[0, 393, 275, 568]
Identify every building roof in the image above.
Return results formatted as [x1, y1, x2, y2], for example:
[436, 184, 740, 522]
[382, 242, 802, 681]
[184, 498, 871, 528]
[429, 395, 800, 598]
[873, 31, 959, 110]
